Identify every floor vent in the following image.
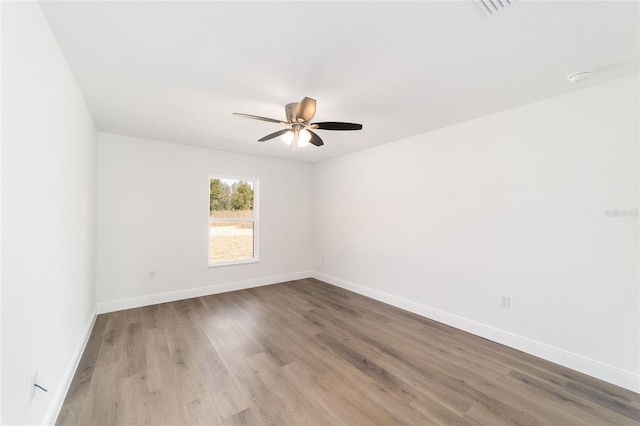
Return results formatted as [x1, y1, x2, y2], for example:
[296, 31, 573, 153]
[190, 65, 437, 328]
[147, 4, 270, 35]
[474, 0, 517, 16]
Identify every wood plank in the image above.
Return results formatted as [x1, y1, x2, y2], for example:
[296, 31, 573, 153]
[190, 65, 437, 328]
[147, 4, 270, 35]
[144, 327, 188, 426]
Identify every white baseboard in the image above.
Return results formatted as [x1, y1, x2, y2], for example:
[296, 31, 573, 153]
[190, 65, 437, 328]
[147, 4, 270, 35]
[43, 306, 97, 426]
[97, 271, 313, 314]
[312, 271, 640, 394]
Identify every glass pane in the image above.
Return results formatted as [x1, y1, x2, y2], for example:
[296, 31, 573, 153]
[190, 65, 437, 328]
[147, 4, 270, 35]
[209, 222, 254, 262]
[210, 178, 254, 219]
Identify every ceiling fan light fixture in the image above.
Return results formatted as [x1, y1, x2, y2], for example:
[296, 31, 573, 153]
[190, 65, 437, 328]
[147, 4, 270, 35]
[281, 130, 294, 145]
[297, 129, 311, 148]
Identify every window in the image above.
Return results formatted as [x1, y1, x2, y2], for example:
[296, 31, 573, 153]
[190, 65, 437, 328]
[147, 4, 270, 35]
[209, 176, 258, 266]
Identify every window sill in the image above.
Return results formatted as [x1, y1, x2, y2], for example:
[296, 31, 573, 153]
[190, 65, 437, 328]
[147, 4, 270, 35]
[208, 258, 259, 268]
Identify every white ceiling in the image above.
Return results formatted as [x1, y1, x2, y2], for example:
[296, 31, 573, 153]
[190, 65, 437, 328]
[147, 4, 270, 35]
[40, 1, 639, 164]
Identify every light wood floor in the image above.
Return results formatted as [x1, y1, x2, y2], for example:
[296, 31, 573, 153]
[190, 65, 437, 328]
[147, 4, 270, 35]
[57, 278, 640, 425]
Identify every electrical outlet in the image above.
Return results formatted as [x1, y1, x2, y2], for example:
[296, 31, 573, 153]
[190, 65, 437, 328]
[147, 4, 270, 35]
[148, 270, 156, 279]
[30, 371, 38, 401]
[320, 256, 324, 263]
[500, 296, 510, 309]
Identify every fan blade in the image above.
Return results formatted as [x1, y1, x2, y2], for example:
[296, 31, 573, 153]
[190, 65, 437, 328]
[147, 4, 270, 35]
[311, 122, 363, 131]
[308, 130, 324, 147]
[258, 128, 291, 142]
[233, 113, 286, 125]
[295, 97, 316, 123]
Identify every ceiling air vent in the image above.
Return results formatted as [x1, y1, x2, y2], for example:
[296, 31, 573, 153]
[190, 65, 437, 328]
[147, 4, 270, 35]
[474, 0, 517, 16]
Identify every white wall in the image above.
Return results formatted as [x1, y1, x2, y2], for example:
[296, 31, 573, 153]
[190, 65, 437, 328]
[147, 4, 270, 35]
[97, 133, 312, 311]
[1, 2, 98, 425]
[313, 75, 639, 391]
[0, 3, 4, 422]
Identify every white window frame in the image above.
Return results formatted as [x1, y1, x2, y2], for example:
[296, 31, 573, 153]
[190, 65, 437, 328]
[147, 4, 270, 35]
[208, 175, 259, 267]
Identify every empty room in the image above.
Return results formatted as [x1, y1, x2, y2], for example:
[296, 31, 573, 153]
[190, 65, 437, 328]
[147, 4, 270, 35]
[1, 1, 639, 425]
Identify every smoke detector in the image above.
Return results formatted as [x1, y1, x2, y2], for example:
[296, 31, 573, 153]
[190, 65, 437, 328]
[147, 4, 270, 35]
[567, 71, 592, 83]
[475, 0, 517, 16]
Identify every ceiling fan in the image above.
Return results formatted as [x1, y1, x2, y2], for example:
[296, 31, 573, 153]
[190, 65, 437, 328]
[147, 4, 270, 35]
[233, 97, 362, 149]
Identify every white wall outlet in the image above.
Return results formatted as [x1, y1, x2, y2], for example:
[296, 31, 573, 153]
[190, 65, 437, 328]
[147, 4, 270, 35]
[500, 296, 510, 309]
[320, 255, 324, 263]
[147, 270, 156, 279]
[30, 371, 38, 401]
